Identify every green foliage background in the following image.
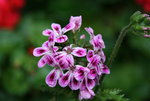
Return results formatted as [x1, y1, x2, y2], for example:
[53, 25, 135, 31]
[0, 0, 150, 101]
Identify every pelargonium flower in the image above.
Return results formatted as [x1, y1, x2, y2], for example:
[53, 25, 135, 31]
[42, 22, 75, 43]
[33, 32, 58, 68]
[85, 27, 105, 51]
[33, 16, 110, 100]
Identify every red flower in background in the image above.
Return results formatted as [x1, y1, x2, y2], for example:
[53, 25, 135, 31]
[0, 0, 25, 29]
[136, 0, 150, 12]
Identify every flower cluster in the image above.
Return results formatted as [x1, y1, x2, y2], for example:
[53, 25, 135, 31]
[0, 0, 25, 29]
[33, 16, 110, 100]
[136, 0, 150, 12]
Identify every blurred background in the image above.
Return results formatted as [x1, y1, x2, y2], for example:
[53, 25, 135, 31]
[0, 0, 150, 101]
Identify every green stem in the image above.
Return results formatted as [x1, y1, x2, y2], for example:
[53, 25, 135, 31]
[73, 31, 77, 45]
[107, 23, 132, 66]
[96, 23, 133, 93]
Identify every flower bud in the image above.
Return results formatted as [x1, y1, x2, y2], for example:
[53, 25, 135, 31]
[130, 11, 150, 38]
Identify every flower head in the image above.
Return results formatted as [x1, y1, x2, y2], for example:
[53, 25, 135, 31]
[33, 16, 110, 100]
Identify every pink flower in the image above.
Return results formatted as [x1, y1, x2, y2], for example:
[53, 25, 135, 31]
[51, 23, 75, 43]
[85, 27, 105, 51]
[33, 32, 58, 68]
[54, 45, 86, 69]
[70, 16, 82, 32]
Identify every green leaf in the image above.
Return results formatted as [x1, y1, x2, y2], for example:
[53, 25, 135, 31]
[96, 89, 129, 101]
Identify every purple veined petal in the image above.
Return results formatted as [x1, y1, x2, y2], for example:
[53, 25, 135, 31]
[85, 27, 94, 38]
[74, 65, 89, 81]
[48, 32, 55, 46]
[69, 76, 80, 90]
[33, 47, 48, 57]
[58, 71, 72, 87]
[79, 88, 95, 100]
[54, 51, 67, 62]
[58, 58, 69, 70]
[90, 55, 100, 66]
[51, 23, 62, 35]
[37, 56, 46, 68]
[66, 54, 74, 67]
[42, 29, 53, 36]
[62, 22, 75, 33]
[69, 16, 82, 31]
[44, 54, 55, 66]
[80, 78, 86, 90]
[87, 50, 94, 62]
[72, 47, 86, 57]
[95, 65, 102, 75]
[85, 78, 95, 89]
[42, 41, 49, 49]
[87, 69, 97, 79]
[45, 69, 58, 87]
[56, 35, 68, 43]
[101, 64, 110, 74]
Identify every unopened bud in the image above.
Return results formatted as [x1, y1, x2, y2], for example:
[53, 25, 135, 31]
[80, 34, 85, 39]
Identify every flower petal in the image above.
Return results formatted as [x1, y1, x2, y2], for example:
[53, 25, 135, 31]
[48, 32, 55, 46]
[70, 16, 82, 31]
[33, 47, 48, 57]
[58, 59, 69, 70]
[86, 78, 95, 89]
[44, 54, 55, 66]
[42, 41, 49, 48]
[80, 34, 85, 39]
[45, 69, 58, 87]
[69, 77, 80, 90]
[90, 55, 100, 66]
[87, 69, 97, 79]
[52, 46, 59, 52]
[97, 50, 106, 63]
[95, 65, 102, 75]
[101, 64, 110, 74]
[56, 35, 68, 43]
[54, 51, 67, 62]
[74, 65, 89, 81]
[72, 47, 86, 57]
[42, 29, 53, 36]
[85, 27, 94, 38]
[80, 79, 86, 90]
[66, 54, 74, 67]
[51, 23, 61, 35]
[62, 22, 75, 33]
[87, 50, 94, 62]
[38, 56, 46, 68]
[59, 71, 72, 87]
